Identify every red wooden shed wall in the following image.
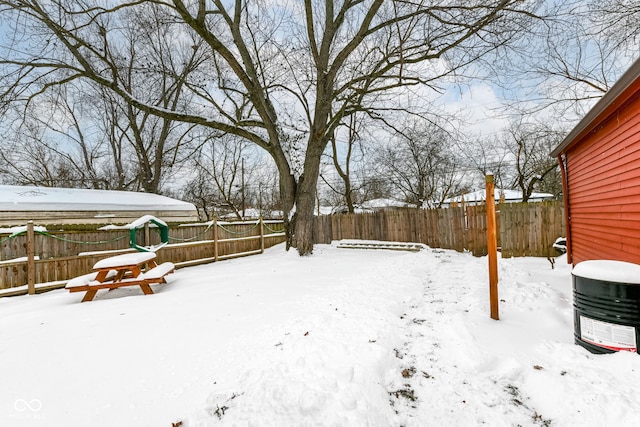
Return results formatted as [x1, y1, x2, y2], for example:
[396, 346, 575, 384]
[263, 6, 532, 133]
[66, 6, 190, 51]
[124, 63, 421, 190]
[566, 91, 640, 264]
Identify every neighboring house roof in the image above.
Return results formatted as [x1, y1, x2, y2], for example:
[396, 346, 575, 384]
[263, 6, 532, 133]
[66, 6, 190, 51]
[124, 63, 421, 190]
[359, 198, 410, 209]
[551, 57, 640, 157]
[317, 205, 371, 215]
[442, 189, 554, 205]
[219, 208, 283, 219]
[0, 185, 198, 225]
[316, 206, 336, 216]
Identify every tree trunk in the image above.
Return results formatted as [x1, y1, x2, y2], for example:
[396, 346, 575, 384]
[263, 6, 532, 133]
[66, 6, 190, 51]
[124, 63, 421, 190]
[345, 183, 355, 214]
[290, 173, 319, 255]
[288, 136, 327, 255]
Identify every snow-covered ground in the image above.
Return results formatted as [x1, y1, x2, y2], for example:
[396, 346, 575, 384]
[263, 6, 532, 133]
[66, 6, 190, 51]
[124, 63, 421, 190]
[2, 243, 640, 426]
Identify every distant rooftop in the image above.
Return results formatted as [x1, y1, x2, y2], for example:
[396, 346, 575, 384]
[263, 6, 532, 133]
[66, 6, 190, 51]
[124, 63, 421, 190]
[442, 189, 554, 206]
[0, 185, 194, 211]
[0, 185, 198, 225]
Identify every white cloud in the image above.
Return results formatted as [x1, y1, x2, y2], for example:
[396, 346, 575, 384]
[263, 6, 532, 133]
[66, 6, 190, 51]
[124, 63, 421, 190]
[440, 83, 510, 137]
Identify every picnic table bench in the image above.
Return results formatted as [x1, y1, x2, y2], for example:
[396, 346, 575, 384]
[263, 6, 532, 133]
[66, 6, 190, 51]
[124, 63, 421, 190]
[66, 252, 174, 302]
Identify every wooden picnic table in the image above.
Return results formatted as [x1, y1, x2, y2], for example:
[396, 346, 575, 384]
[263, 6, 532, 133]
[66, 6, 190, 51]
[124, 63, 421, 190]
[66, 252, 174, 302]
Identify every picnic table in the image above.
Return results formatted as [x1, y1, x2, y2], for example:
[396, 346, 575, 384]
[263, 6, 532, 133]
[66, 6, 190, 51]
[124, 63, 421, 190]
[66, 252, 174, 302]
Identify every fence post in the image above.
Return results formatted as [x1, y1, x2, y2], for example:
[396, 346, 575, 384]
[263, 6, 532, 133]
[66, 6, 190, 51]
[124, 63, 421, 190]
[213, 217, 219, 261]
[260, 216, 265, 253]
[27, 221, 35, 295]
[486, 174, 499, 320]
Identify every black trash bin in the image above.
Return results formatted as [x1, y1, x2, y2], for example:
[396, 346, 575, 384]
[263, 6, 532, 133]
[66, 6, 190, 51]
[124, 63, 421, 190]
[573, 260, 640, 354]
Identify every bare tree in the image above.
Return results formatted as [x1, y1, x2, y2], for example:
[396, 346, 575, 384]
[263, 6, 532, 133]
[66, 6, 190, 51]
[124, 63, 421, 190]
[0, 3, 205, 194]
[183, 133, 280, 220]
[459, 122, 564, 200]
[0, 128, 82, 187]
[504, 122, 564, 201]
[244, 160, 280, 218]
[0, 0, 542, 254]
[375, 121, 463, 208]
[1, 76, 200, 193]
[113, 5, 207, 193]
[0, 83, 114, 188]
[92, 88, 139, 190]
[458, 135, 512, 190]
[590, 0, 640, 50]
[181, 169, 215, 221]
[320, 114, 371, 213]
[189, 133, 262, 220]
[359, 176, 393, 203]
[492, 1, 638, 121]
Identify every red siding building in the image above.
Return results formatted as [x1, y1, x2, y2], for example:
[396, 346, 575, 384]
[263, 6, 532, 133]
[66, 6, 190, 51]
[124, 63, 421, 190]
[551, 58, 640, 265]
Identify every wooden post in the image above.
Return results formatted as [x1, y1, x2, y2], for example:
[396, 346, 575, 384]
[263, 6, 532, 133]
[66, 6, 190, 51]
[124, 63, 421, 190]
[27, 221, 35, 295]
[260, 216, 265, 253]
[486, 174, 499, 320]
[213, 217, 219, 261]
[144, 222, 150, 247]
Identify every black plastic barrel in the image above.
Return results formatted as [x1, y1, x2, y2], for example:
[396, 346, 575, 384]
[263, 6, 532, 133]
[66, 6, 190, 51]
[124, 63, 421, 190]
[573, 260, 640, 354]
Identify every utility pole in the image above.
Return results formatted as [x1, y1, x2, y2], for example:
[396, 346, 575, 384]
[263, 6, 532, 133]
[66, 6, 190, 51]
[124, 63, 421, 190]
[241, 157, 245, 219]
[258, 182, 263, 217]
[27, 221, 35, 295]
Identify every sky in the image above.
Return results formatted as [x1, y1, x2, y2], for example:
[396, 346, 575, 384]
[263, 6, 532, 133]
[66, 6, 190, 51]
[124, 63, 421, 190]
[2, 242, 639, 426]
[441, 83, 512, 137]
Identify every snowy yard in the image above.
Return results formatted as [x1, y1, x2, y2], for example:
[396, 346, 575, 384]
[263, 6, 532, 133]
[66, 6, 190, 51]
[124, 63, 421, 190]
[2, 243, 640, 426]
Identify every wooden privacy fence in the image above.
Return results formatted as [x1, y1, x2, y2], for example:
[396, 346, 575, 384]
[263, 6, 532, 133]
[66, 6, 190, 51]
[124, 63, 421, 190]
[314, 200, 565, 258]
[0, 219, 286, 292]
